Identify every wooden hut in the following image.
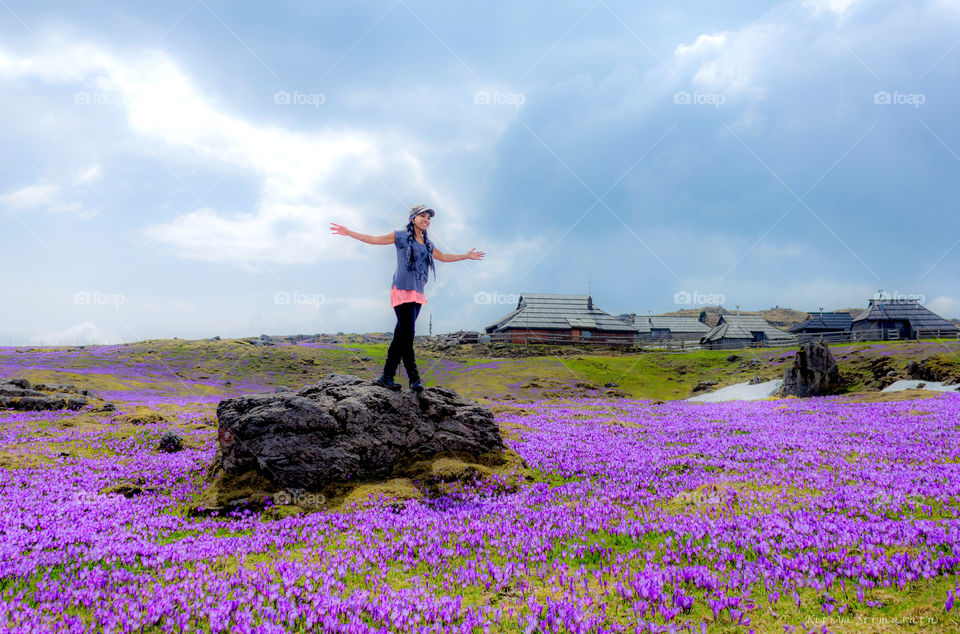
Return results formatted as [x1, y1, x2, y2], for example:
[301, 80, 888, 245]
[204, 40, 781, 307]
[485, 293, 636, 345]
[700, 311, 798, 349]
[788, 310, 853, 342]
[619, 314, 710, 343]
[850, 299, 958, 340]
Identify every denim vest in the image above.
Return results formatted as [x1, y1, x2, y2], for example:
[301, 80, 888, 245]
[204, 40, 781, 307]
[391, 230, 432, 293]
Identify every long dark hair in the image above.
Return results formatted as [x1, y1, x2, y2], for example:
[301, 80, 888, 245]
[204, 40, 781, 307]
[405, 221, 436, 281]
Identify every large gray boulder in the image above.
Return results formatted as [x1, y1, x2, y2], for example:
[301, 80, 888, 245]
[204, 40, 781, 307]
[0, 378, 89, 410]
[215, 373, 504, 490]
[780, 341, 842, 397]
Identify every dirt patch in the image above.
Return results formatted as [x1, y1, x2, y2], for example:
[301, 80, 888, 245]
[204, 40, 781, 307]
[490, 404, 537, 418]
[0, 450, 48, 469]
[505, 377, 618, 401]
[113, 407, 169, 425]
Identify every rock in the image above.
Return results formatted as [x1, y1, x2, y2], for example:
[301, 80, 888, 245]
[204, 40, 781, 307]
[692, 380, 718, 393]
[215, 373, 504, 491]
[868, 357, 895, 380]
[34, 383, 88, 395]
[727, 354, 740, 363]
[0, 378, 89, 411]
[7, 378, 30, 390]
[157, 431, 184, 453]
[906, 360, 921, 377]
[907, 356, 960, 383]
[274, 386, 291, 393]
[604, 382, 619, 388]
[246, 334, 280, 347]
[748, 376, 764, 385]
[779, 341, 842, 397]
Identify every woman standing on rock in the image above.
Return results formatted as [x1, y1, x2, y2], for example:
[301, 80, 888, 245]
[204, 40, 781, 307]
[330, 204, 485, 392]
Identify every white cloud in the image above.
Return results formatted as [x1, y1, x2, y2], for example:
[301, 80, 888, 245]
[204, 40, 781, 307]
[678, 22, 784, 96]
[72, 165, 102, 186]
[674, 33, 728, 58]
[667, 0, 871, 101]
[30, 321, 123, 346]
[0, 180, 97, 219]
[927, 295, 960, 319]
[0, 35, 461, 266]
[0, 183, 60, 209]
[803, 0, 863, 18]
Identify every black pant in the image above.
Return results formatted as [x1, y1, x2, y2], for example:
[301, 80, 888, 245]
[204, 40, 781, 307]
[383, 302, 421, 382]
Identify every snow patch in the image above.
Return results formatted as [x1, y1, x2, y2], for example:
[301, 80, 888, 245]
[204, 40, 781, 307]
[687, 379, 783, 402]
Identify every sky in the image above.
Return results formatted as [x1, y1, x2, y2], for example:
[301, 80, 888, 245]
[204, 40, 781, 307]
[1, 0, 959, 345]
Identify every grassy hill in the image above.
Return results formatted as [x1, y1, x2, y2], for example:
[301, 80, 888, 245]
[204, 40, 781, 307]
[3, 336, 958, 406]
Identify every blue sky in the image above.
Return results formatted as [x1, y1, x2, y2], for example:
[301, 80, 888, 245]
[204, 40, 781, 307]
[1, 0, 959, 345]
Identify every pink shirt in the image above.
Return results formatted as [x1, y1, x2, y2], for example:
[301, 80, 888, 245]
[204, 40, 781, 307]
[391, 285, 427, 307]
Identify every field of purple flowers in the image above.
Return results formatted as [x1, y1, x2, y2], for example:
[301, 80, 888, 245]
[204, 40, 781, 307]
[3, 345, 960, 632]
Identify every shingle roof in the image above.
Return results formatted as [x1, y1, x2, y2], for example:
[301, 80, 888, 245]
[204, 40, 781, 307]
[623, 314, 711, 334]
[701, 312, 798, 344]
[852, 299, 958, 332]
[788, 311, 853, 333]
[485, 294, 636, 333]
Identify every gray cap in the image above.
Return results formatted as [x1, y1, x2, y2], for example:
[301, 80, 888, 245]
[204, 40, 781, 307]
[408, 204, 435, 222]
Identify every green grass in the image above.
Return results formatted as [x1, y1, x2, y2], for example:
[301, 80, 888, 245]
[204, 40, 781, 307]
[9, 336, 957, 403]
[438, 348, 779, 400]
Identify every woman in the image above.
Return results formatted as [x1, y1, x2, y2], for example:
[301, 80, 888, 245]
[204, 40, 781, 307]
[330, 204, 485, 392]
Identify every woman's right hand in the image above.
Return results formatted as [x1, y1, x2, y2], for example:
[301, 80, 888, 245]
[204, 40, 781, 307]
[330, 222, 351, 237]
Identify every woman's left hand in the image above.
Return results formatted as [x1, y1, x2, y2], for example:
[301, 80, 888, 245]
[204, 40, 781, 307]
[466, 249, 485, 260]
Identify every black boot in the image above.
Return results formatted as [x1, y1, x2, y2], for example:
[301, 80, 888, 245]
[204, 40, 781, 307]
[373, 374, 402, 391]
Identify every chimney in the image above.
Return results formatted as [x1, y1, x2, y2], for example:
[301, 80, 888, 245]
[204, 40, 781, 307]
[587, 295, 593, 310]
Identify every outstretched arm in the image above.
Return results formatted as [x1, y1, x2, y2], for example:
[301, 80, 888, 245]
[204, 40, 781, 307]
[433, 246, 485, 263]
[330, 223, 393, 245]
